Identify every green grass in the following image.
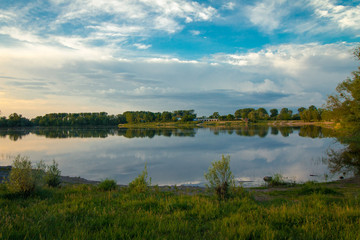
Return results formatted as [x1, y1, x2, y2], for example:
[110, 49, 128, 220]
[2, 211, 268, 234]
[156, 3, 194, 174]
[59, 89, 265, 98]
[1, 183, 360, 239]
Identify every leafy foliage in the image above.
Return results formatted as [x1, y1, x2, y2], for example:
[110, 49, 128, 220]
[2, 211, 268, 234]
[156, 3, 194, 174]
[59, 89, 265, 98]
[6, 155, 36, 195]
[326, 45, 360, 124]
[98, 179, 117, 191]
[44, 160, 61, 187]
[6, 156, 62, 194]
[204, 155, 235, 200]
[128, 163, 151, 193]
[269, 173, 286, 187]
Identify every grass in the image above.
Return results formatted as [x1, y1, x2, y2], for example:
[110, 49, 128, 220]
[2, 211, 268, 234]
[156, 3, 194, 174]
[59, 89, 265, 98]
[0, 181, 360, 239]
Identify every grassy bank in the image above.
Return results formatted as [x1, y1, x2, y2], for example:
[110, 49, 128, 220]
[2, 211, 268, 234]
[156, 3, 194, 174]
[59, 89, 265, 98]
[1, 179, 359, 239]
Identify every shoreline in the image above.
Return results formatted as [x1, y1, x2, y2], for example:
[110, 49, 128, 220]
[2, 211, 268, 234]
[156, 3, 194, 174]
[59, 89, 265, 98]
[2, 165, 358, 189]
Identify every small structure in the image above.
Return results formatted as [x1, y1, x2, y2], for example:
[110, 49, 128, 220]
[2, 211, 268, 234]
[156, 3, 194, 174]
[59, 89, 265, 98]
[202, 118, 218, 122]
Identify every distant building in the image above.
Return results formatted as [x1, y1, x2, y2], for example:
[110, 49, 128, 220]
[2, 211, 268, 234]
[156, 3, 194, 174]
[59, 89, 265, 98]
[202, 118, 218, 122]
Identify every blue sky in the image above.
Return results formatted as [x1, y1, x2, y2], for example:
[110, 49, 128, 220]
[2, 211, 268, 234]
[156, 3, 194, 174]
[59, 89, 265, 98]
[0, 0, 359, 117]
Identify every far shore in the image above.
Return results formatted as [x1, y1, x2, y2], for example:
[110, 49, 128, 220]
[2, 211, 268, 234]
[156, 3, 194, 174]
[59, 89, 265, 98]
[118, 120, 336, 128]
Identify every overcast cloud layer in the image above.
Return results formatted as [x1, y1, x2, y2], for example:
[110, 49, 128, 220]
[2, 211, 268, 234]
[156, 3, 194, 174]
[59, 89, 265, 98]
[0, 0, 359, 117]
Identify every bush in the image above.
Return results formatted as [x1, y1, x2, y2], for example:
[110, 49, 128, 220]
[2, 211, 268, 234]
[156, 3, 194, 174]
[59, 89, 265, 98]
[204, 155, 235, 200]
[98, 179, 117, 191]
[6, 156, 62, 194]
[129, 163, 151, 193]
[45, 160, 61, 187]
[269, 173, 286, 186]
[6, 155, 36, 195]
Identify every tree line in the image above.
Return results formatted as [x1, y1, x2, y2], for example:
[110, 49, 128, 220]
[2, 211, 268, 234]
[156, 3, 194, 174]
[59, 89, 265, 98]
[208, 105, 325, 122]
[0, 106, 326, 128]
[0, 110, 198, 128]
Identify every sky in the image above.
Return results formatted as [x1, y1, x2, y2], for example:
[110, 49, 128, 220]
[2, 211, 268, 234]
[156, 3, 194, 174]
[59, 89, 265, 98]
[0, 0, 359, 118]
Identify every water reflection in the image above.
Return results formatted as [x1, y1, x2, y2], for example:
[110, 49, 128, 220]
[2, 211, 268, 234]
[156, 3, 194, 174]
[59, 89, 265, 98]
[324, 137, 360, 177]
[0, 125, 337, 141]
[0, 125, 346, 186]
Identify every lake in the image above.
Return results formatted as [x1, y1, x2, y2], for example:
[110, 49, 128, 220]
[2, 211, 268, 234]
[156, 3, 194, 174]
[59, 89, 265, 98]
[0, 125, 346, 187]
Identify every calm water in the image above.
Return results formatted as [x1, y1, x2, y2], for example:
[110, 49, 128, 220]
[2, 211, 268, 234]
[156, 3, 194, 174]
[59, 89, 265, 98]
[0, 126, 345, 187]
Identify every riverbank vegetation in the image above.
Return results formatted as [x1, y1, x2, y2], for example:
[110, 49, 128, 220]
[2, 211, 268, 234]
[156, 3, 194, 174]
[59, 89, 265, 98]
[1, 171, 360, 239]
[1, 152, 360, 239]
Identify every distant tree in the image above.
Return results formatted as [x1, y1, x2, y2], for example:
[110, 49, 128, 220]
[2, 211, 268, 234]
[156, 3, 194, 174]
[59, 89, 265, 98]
[234, 108, 255, 119]
[270, 109, 278, 119]
[226, 114, 235, 121]
[210, 112, 220, 119]
[248, 111, 257, 122]
[218, 115, 227, 121]
[300, 106, 322, 122]
[257, 108, 269, 120]
[161, 111, 172, 122]
[277, 108, 293, 120]
[298, 107, 306, 113]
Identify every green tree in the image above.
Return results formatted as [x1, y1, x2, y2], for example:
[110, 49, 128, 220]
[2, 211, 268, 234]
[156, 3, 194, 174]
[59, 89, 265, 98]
[161, 111, 172, 122]
[204, 155, 235, 200]
[326, 46, 360, 124]
[210, 112, 220, 119]
[248, 111, 257, 122]
[257, 108, 269, 120]
[270, 109, 278, 119]
[226, 114, 235, 121]
[277, 108, 293, 120]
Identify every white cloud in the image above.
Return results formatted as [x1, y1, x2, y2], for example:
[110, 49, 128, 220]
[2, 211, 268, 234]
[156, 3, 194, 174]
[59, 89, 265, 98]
[212, 42, 355, 78]
[51, 0, 217, 35]
[144, 57, 199, 64]
[246, 0, 288, 32]
[222, 2, 236, 10]
[127, 86, 176, 96]
[133, 43, 152, 49]
[0, 10, 17, 21]
[0, 27, 43, 44]
[237, 79, 280, 93]
[189, 30, 201, 35]
[310, 0, 360, 30]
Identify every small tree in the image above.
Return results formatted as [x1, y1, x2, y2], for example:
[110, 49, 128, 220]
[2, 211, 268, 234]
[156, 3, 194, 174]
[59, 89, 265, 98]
[204, 155, 235, 200]
[6, 155, 36, 195]
[128, 163, 151, 193]
[45, 160, 61, 187]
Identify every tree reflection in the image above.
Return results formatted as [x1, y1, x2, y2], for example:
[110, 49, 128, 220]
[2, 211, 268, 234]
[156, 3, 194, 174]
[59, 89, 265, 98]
[0, 125, 341, 141]
[119, 128, 197, 138]
[326, 145, 360, 176]
[279, 127, 293, 137]
[325, 131, 360, 177]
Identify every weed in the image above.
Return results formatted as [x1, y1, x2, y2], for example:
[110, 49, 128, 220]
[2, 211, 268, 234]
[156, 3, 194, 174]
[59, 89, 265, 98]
[98, 179, 117, 191]
[45, 160, 61, 187]
[129, 163, 151, 193]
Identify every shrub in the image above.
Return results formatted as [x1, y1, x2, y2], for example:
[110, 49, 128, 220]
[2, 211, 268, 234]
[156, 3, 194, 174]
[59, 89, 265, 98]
[6, 156, 62, 194]
[267, 173, 296, 187]
[45, 160, 61, 187]
[129, 163, 151, 193]
[6, 155, 36, 195]
[98, 179, 117, 191]
[269, 173, 286, 186]
[204, 155, 235, 200]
